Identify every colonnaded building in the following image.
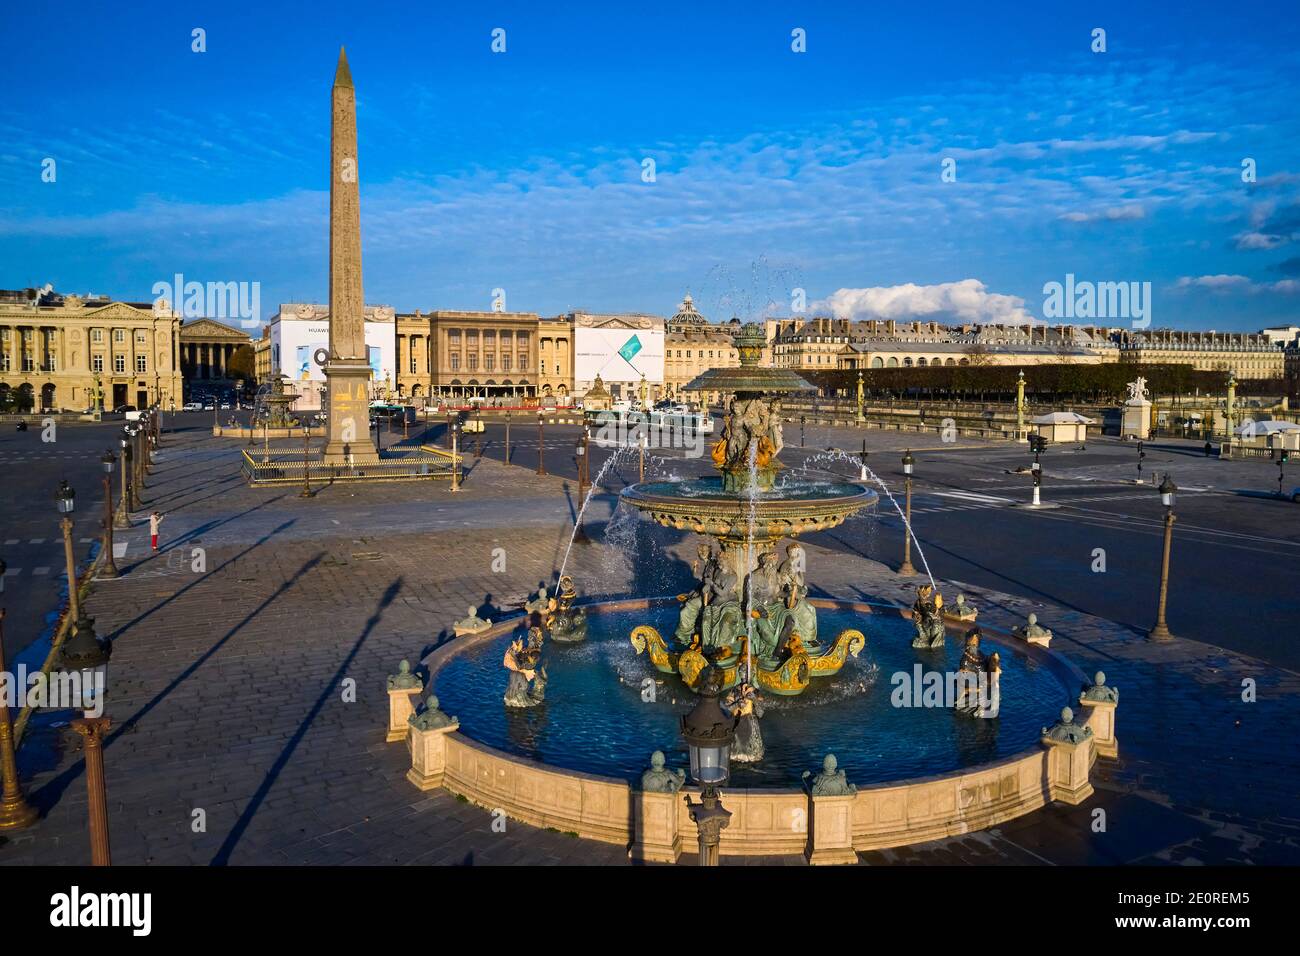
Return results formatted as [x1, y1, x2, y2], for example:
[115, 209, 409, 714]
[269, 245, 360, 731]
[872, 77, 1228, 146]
[0, 286, 183, 412]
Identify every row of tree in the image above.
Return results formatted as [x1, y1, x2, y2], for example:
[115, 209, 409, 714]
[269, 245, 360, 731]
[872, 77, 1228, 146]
[804, 363, 1287, 403]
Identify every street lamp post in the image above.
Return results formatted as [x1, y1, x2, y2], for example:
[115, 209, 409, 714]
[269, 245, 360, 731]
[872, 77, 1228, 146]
[99, 452, 118, 578]
[1148, 475, 1178, 642]
[681, 669, 736, 866]
[505, 412, 512, 465]
[475, 408, 483, 459]
[1136, 441, 1145, 483]
[899, 450, 916, 576]
[0, 595, 39, 830]
[56, 480, 81, 622]
[537, 412, 547, 476]
[1030, 433, 1045, 507]
[574, 433, 590, 544]
[299, 425, 313, 499]
[1278, 452, 1288, 498]
[71, 716, 112, 865]
[450, 422, 461, 493]
[115, 436, 132, 529]
[800, 414, 806, 448]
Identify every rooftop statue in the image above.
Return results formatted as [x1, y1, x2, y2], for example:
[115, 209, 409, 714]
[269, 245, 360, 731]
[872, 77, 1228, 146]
[803, 753, 857, 796]
[640, 750, 686, 793]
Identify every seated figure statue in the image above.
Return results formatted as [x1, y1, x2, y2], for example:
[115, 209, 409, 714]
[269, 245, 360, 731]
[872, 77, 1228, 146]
[954, 628, 1000, 718]
[1013, 612, 1052, 647]
[547, 575, 588, 643]
[676, 543, 740, 651]
[910, 584, 946, 649]
[802, 753, 856, 796]
[454, 605, 492, 637]
[777, 543, 818, 647]
[640, 750, 686, 793]
[503, 629, 548, 708]
[746, 551, 789, 659]
[523, 586, 549, 622]
[952, 593, 978, 622]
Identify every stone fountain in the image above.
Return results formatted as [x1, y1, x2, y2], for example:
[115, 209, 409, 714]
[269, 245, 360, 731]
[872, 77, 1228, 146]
[621, 323, 877, 696]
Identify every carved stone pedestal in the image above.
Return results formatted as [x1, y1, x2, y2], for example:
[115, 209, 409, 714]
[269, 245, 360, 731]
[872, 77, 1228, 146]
[806, 793, 858, 865]
[629, 790, 682, 863]
[386, 684, 423, 743]
[1042, 733, 1094, 805]
[406, 721, 459, 791]
[1080, 695, 1119, 758]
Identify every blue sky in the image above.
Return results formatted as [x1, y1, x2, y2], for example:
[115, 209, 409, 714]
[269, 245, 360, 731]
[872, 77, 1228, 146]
[2, 0, 1299, 331]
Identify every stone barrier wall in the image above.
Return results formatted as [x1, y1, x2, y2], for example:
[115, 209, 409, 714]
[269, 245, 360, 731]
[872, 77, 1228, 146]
[414, 597, 1101, 862]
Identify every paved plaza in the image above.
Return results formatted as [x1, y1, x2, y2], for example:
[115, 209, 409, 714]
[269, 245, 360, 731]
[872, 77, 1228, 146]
[0, 421, 1296, 866]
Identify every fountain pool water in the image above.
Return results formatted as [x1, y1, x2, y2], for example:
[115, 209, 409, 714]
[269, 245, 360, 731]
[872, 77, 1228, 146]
[433, 602, 1073, 785]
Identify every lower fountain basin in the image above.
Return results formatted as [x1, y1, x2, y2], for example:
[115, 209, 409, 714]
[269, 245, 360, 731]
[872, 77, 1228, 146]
[429, 598, 1077, 788]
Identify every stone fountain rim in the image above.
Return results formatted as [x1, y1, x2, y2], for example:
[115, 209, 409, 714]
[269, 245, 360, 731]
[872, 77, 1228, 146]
[421, 594, 1088, 794]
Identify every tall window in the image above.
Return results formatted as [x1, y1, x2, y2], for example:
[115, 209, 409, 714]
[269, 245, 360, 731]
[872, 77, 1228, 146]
[113, 329, 125, 344]
[449, 354, 460, 371]
[114, 354, 126, 373]
[501, 354, 511, 372]
[468, 354, 478, 371]
[136, 354, 147, 373]
[92, 354, 104, 372]
[91, 329, 103, 344]
[135, 330, 147, 344]
[484, 354, 494, 372]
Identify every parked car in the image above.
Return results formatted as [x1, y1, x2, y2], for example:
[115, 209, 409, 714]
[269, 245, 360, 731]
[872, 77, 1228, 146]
[182, 402, 203, 412]
[112, 404, 136, 414]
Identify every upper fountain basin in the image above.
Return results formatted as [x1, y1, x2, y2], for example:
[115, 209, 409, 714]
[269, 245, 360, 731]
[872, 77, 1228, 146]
[621, 476, 876, 542]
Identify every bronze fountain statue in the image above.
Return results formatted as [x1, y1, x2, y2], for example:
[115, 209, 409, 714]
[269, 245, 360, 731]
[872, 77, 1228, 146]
[621, 323, 876, 696]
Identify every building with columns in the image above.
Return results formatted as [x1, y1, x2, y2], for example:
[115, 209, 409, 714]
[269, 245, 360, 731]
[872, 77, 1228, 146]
[0, 287, 182, 412]
[178, 318, 254, 394]
[395, 309, 541, 403]
[538, 313, 575, 402]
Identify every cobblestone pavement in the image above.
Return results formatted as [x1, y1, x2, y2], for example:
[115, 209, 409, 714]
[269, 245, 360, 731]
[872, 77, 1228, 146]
[1, 429, 1295, 866]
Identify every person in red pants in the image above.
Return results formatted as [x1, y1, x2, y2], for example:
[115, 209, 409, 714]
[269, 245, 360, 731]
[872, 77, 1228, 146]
[149, 510, 165, 551]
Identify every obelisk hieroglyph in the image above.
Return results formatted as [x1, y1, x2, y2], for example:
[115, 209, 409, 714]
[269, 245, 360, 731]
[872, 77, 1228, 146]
[322, 46, 380, 465]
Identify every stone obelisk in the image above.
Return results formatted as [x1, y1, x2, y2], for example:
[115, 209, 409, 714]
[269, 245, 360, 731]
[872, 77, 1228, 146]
[322, 46, 380, 465]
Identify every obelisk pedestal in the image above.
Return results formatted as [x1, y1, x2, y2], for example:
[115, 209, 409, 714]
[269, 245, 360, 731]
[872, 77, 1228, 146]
[322, 46, 380, 466]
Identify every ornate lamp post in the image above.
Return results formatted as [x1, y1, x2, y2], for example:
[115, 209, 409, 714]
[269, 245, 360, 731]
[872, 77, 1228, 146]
[0, 591, 39, 830]
[71, 714, 112, 866]
[56, 480, 81, 622]
[299, 425, 313, 499]
[1278, 451, 1288, 498]
[574, 432, 590, 544]
[504, 411, 512, 465]
[98, 452, 118, 578]
[116, 435, 132, 526]
[855, 371, 865, 424]
[1029, 433, 1046, 507]
[1148, 474, 1178, 642]
[1015, 370, 1027, 442]
[60, 613, 111, 716]
[680, 669, 736, 866]
[899, 450, 916, 576]
[1136, 440, 1146, 483]
[536, 411, 547, 476]
[800, 414, 806, 448]
[449, 420, 461, 492]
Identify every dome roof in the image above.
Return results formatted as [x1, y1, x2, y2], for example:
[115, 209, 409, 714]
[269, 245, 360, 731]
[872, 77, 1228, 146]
[669, 293, 708, 328]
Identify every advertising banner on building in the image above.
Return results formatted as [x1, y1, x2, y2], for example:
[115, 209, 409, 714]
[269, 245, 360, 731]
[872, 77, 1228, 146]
[574, 325, 664, 384]
[270, 320, 394, 386]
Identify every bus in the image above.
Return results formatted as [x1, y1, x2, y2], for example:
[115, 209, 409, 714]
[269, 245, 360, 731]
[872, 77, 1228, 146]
[586, 405, 714, 436]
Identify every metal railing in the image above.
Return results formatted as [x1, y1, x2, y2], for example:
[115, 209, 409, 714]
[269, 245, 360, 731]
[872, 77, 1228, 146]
[240, 448, 459, 484]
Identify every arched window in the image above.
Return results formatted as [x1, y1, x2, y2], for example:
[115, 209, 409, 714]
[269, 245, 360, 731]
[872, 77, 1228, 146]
[887, 357, 899, 368]
[871, 357, 884, 369]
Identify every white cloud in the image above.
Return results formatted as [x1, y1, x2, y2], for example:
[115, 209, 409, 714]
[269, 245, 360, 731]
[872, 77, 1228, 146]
[1175, 274, 1251, 289]
[813, 279, 1034, 324]
[1233, 231, 1285, 250]
[1059, 205, 1146, 223]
